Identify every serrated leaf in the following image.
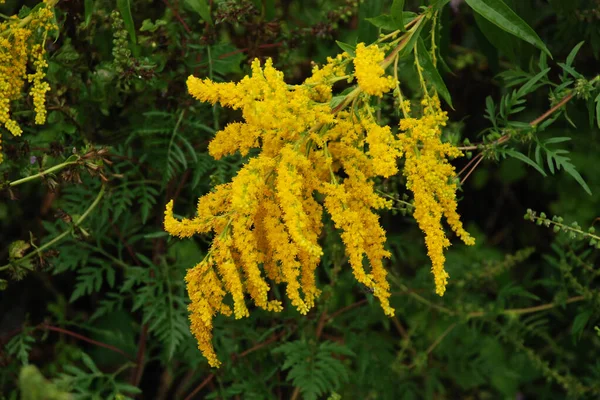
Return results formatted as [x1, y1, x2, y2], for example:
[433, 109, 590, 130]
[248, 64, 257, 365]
[116, 0, 136, 44]
[416, 38, 453, 108]
[464, 0, 551, 57]
[504, 149, 547, 176]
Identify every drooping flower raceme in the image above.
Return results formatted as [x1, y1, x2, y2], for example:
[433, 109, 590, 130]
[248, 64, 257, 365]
[0, 0, 56, 163]
[353, 43, 396, 97]
[398, 97, 475, 295]
[165, 42, 473, 366]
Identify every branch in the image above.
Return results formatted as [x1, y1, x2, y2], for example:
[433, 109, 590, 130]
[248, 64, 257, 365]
[0, 185, 106, 272]
[42, 323, 134, 361]
[467, 295, 586, 318]
[7, 159, 79, 187]
[458, 91, 576, 151]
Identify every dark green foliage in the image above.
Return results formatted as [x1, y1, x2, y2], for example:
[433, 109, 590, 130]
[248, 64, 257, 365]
[273, 340, 354, 400]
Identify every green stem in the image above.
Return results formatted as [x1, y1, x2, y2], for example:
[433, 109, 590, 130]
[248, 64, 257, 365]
[0, 185, 106, 272]
[9, 158, 79, 187]
[78, 242, 132, 270]
[528, 214, 600, 242]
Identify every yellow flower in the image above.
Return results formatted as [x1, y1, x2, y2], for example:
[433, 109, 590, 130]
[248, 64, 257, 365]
[353, 43, 396, 97]
[0, 2, 56, 162]
[304, 53, 349, 102]
[363, 118, 402, 177]
[167, 54, 473, 367]
[399, 97, 474, 296]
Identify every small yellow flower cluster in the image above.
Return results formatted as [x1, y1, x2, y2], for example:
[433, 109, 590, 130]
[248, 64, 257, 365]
[304, 53, 349, 102]
[0, 1, 56, 162]
[398, 97, 475, 296]
[166, 55, 404, 366]
[353, 43, 396, 97]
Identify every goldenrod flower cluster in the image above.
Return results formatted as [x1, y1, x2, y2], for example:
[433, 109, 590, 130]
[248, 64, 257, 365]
[399, 97, 475, 295]
[353, 43, 396, 97]
[0, 0, 56, 163]
[165, 41, 472, 366]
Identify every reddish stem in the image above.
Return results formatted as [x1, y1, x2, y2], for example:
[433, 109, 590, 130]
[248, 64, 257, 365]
[162, 0, 191, 34]
[41, 324, 134, 361]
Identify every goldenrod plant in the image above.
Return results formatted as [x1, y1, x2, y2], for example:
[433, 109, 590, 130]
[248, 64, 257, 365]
[2, 0, 600, 398]
[164, 10, 478, 365]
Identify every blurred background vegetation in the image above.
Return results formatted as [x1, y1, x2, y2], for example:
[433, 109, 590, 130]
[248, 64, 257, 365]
[1, 0, 600, 398]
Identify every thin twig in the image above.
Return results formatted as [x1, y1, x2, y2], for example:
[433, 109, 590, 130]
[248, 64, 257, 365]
[42, 324, 134, 361]
[460, 154, 484, 185]
[466, 295, 586, 318]
[457, 153, 483, 177]
[425, 323, 456, 356]
[184, 374, 215, 400]
[129, 324, 148, 387]
[162, 0, 191, 34]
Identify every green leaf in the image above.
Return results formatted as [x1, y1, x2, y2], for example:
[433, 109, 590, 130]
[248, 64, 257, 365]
[563, 163, 592, 195]
[473, 8, 518, 62]
[80, 352, 100, 374]
[336, 41, 355, 57]
[366, 12, 417, 31]
[566, 41, 585, 67]
[143, 231, 169, 239]
[516, 67, 550, 97]
[84, 0, 94, 28]
[358, 0, 384, 43]
[366, 15, 399, 31]
[464, 0, 551, 57]
[116, 0, 137, 44]
[391, 0, 405, 26]
[185, 0, 213, 25]
[504, 149, 547, 176]
[210, 42, 246, 75]
[429, 0, 451, 10]
[544, 137, 571, 145]
[571, 309, 592, 342]
[557, 62, 584, 79]
[595, 93, 600, 129]
[416, 38, 453, 108]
